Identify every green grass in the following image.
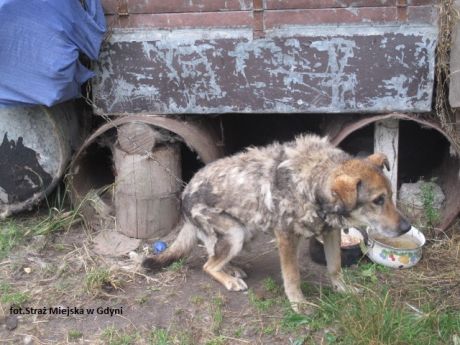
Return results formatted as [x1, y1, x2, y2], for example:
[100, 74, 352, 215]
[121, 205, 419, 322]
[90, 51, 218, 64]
[210, 296, 225, 334]
[135, 294, 149, 305]
[0, 220, 25, 259]
[248, 276, 284, 312]
[0, 282, 30, 306]
[281, 271, 460, 345]
[233, 326, 244, 338]
[248, 289, 277, 311]
[101, 326, 138, 345]
[85, 268, 116, 294]
[68, 330, 83, 341]
[190, 295, 205, 305]
[148, 328, 192, 345]
[0, 203, 82, 259]
[204, 336, 226, 345]
[421, 179, 441, 228]
[167, 258, 186, 272]
[263, 276, 281, 294]
[149, 328, 171, 345]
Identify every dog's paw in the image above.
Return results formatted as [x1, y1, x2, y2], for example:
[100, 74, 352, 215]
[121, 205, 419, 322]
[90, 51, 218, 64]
[224, 277, 248, 291]
[223, 264, 247, 279]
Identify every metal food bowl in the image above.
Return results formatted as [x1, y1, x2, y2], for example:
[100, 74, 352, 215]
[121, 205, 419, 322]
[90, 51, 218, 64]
[309, 228, 365, 267]
[366, 226, 426, 269]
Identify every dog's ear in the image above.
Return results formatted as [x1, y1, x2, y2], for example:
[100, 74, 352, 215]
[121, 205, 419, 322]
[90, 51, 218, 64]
[331, 175, 361, 214]
[367, 153, 390, 171]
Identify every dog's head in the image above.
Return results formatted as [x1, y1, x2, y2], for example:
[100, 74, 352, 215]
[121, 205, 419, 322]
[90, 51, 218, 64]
[327, 153, 411, 237]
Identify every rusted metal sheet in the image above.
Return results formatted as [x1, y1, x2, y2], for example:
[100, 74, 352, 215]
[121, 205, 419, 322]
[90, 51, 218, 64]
[93, 25, 437, 115]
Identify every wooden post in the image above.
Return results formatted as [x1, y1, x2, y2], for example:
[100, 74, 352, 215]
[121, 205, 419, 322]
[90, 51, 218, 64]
[117, 122, 157, 155]
[374, 119, 399, 203]
[114, 124, 182, 239]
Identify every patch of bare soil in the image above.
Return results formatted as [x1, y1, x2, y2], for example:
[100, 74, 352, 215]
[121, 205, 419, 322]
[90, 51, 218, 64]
[0, 223, 333, 345]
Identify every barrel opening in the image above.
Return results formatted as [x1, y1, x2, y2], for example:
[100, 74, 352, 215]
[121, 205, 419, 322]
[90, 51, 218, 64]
[70, 131, 116, 210]
[398, 121, 450, 186]
[333, 116, 460, 230]
[181, 142, 204, 183]
[337, 121, 452, 189]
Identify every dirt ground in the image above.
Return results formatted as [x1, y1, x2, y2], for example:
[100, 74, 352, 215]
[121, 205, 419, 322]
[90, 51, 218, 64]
[1, 215, 460, 345]
[0, 219, 338, 345]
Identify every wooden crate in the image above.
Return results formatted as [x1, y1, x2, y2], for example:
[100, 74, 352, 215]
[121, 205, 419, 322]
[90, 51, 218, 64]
[93, 0, 438, 115]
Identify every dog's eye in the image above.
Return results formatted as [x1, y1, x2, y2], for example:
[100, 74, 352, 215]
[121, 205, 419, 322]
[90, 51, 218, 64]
[372, 195, 385, 206]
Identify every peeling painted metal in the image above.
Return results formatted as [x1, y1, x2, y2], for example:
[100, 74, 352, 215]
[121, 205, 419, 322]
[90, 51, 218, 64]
[93, 25, 437, 115]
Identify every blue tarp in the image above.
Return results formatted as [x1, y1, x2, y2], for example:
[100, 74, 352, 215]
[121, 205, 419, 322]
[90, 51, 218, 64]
[0, 0, 106, 107]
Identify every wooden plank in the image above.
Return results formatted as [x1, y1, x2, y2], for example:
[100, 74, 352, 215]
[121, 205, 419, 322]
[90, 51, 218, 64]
[264, 7, 400, 28]
[102, 0, 436, 13]
[374, 119, 399, 204]
[102, 0, 253, 14]
[93, 25, 437, 115]
[265, 1, 399, 10]
[105, 6, 436, 29]
[106, 11, 254, 28]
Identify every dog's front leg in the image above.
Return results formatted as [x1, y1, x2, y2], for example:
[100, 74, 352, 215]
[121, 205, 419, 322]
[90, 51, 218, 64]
[275, 230, 306, 312]
[322, 227, 360, 293]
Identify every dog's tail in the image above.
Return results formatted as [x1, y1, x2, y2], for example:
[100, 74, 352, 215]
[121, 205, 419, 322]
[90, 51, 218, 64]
[142, 221, 198, 271]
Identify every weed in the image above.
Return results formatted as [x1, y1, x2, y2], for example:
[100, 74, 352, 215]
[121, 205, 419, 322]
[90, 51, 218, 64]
[101, 325, 138, 345]
[0, 282, 30, 306]
[85, 268, 117, 294]
[421, 179, 441, 228]
[0, 220, 25, 259]
[167, 258, 186, 272]
[263, 276, 281, 294]
[149, 328, 171, 345]
[148, 328, 193, 345]
[290, 337, 307, 345]
[210, 295, 224, 334]
[136, 295, 149, 305]
[262, 324, 276, 335]
[282, 310, 311, 330]
[233, 326, 244, 338]
[190, 295, 205, 305]
[205, 335, 226, 345]
[351, 262, 390, 284]
[68, 330, 83, 341]
[0, 196, 82, 259]
[248, 289, 277, 311]
[300, 281, 317, 296]
[305, 286, 459, 345]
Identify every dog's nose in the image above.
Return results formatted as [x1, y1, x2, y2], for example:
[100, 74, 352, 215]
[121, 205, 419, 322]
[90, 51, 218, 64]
[399, 217, 411, 234]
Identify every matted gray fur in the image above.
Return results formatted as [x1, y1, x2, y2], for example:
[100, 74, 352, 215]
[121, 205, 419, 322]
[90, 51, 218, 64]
[143, 134, 411, 311]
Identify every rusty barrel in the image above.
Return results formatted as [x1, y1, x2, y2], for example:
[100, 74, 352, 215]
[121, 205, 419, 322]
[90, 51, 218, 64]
[327, 113, 460, 231]
[68, 115, 224, 238]
[0, 102, 81, 218]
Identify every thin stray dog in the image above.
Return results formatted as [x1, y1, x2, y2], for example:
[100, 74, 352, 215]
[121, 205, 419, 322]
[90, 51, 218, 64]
[142, 134, 411, 311]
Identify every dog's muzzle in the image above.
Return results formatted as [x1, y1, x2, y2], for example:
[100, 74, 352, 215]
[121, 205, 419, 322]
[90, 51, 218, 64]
[398, 217, 412, 235]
